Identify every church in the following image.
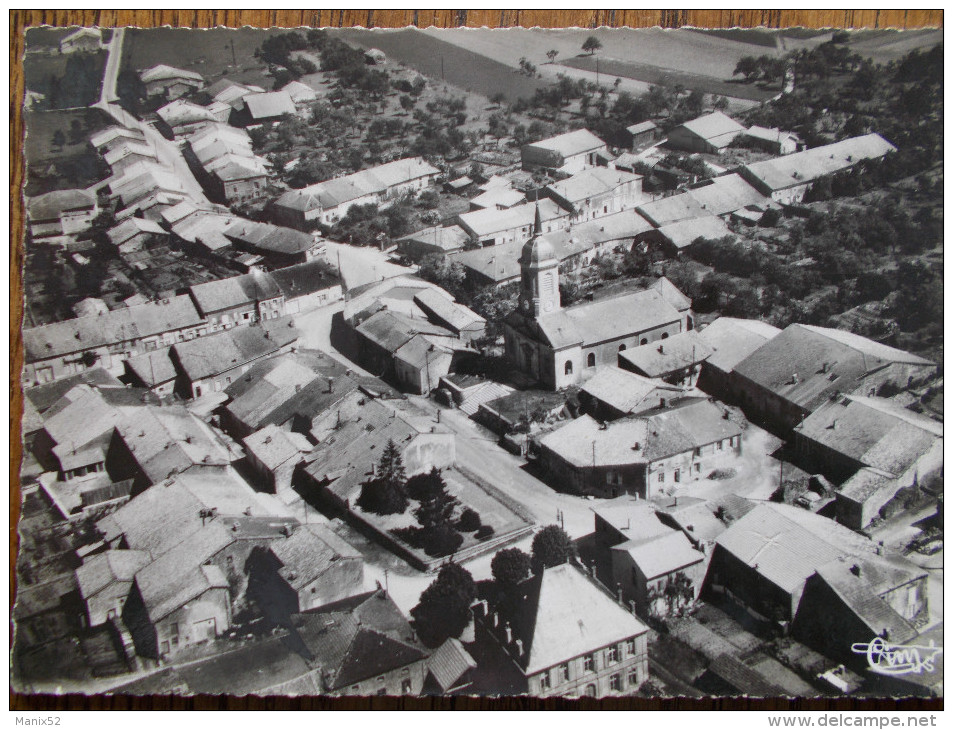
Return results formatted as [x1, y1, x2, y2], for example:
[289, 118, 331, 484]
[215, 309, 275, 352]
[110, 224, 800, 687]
[504, 206, 694, 390]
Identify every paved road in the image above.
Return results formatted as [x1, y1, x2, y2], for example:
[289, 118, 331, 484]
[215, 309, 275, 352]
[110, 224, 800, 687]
[99, 27, 125, 106]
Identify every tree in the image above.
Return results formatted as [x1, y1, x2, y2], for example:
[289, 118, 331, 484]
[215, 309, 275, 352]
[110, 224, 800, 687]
[582, 36, 602, 56]
[531, 525, 575, 573]
[546, 49, 559, 64]
[399, 94, 415, 112]
[356, 439, 408, 515]
[411, 468, 458, 529]
[52, 129, 66, 149]
[410, 563, 477, 647]
[491, 548, 532, 587]
[733, 56, 761, 82]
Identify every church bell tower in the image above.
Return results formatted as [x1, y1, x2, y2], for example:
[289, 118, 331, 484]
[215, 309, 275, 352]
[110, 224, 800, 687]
[518, 203, 561, 318]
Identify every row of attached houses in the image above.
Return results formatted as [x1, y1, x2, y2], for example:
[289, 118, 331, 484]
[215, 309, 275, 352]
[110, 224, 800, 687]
[22, 259, 342, 388]
[272, 157, 440, 230]
[184, 123, 272, 205]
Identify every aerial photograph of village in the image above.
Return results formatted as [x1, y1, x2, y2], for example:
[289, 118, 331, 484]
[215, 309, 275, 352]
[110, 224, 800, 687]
[12, 23, 943, 701]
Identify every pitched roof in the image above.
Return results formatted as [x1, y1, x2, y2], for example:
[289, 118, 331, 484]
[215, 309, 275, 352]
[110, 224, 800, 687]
[508, 564, 648, 674]
[75, 550, 151, 601]
[697, 317, 781, 373]
[580, 366, 687, 415]
[136, 545, 230, 623]
[526, 285, 684, 350]
[243, 91, 296, 119]
[107, 217, 165, 246]
[172, 324, 297, 382]
[140, 64, 204, 84]
[269, 259, 341, 300]
[224, 220, 316, 256]
[97, 471, 292, 557]
[242, 424, 312, 471]
[636, 193, 710, 226]
[684, 173, 770, 216]
[280, 80, 319, 104]
[732, 324, 934, 413]
[156, 99, 216, 127]
[356, 309, 455, 355]
[545, 168, 642, 206]
[171, 211, 237, 251]
[627, 121, 658, 135]
[619, 329, 714, 377]
[615, 529, 705, 580]
[28, 189, 96, 221]
[674, 111, 745, 144]
[113, 405, 233, 484]
[24, 367, 122, 414]
[42, 384, 153, 448]
[591, 497, 672, 543]
[656, 215, 733, 250]
[469, 187, 526, 210]
[90, 126, 146, 150]
[412, 288, 484, 334]
[541, 398, 742, 468]
[524, 129, 606, 159]
[795, 395, 942, 476]
[427, 638, 477, 692]
[744, 125, 800, 145]
[397, 225, 470, 254]
[103, 142, 157, 167]
[457, 198, 566, 238]
[742, 134, 897, 192]
[267, 523, 362, 591]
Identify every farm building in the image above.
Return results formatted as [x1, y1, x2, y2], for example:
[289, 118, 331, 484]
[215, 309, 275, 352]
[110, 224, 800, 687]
[396, 225, 471, 260]
[456, 198, 570, 249]
[739, 134, 897, 205]
[738, 126, 803, 155]
[59, 27, 103, 54]
[618, 330, 714, 386]
[578, 366, 690, 421]
[666, 111, 746, 154]
[724, 323, 936, 435]
[27, 189, 98, 244]
[521, 129, 608, 175]
[694, 317, 781, 400]
[625, 121, 659, 150]
[140, 64, 205, 100]
[538, 397, 743, 499]
[543, 168, 645, 224]
[234, 91, 297, 125]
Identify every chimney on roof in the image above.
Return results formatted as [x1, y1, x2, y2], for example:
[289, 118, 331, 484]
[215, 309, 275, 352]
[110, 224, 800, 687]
[515, 638, 524, 657]
[658, 344, 664, 354]
[504, 623, 513, 644]
[850, 564, 861, 577]
[327, 377, 334, 393]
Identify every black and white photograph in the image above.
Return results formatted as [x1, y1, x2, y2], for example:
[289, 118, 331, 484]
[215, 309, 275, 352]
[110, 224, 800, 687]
[12, 21, 943, 701]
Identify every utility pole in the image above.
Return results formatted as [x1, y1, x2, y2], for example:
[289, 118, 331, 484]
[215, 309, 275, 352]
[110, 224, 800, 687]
[230, 39, 237, 67]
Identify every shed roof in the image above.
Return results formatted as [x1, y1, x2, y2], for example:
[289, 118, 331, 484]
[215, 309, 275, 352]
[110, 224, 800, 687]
[615, 529, 705, 580]
[580, 366, 687, 415]
[524, 129, 606, 159]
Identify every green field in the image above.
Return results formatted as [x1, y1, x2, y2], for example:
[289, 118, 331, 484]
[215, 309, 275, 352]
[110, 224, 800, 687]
[560, 55, 778, 103]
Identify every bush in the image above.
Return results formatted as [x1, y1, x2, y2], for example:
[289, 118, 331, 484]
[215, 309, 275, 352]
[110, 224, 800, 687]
[420, 522, 464, 558]
[457, 508, 481, 532]
[491, 548, 531, 586]
[475, 525, 495, 541]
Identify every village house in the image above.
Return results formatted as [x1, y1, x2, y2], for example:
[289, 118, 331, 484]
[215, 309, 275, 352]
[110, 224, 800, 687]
[625, 121, 660, 150]
[188, 269, 283, 330]
[169, 209, 240, 259]
[396, 225, 471, 261]
[272, 157, 440, 230]
[103, 162, 189, 210]
[301, 398, 455, 511]
[725, 323, 936, 435]
[75, 550, 151, 627]
[123, 348, 178, 396]
[232, 90, 297, 126]
[423, 638, 478, 696]
[224, 219, 325, 267]
[592, 498, 707, 618]
[738, 133, 897, 205]
[105, 405, 234, 491]
[208, 157, 270, 205]
[244, 523, 365, 616]
[207, 78, 266, 108]
[90, 126, 147, 154]
[279, 80, 319, 106]
[270, 259, 343, 314]
[618, 329, 714, 386]
[666, 111, 746, 154]
[343, 277, 484, 395]
[140, 64, 205, 100]
[59, 27, 103, 54]
[27, 189, 98, 244]
[456, 198, 570, 248]
[155, 99, 217, 139]
[242, 424, 313, 493]
[107, 217, 167, 254]
[22, 294, 207, 387]
[503, 211, 694, 389]
[792, 395, 943, 530]
[169, 320, 299, 398]
[103, 141, 159, 176]
[473, 563, 649, 698]
[694, 317, 781, 401]
[738, 125, 803, 155]
[537, 397, 744, 499]
[521, 129, 609, 175]
[650, 215, 735, 257]
[543, 168, 645, 224]
[705, 503, 929, 668]
[578, 366, 690, 422]
[469, 186, 526, 212]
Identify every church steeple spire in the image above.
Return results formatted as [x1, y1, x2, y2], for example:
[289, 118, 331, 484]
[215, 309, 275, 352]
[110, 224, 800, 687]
[533, 199, 542, 236]
[518, 200, 560, 318]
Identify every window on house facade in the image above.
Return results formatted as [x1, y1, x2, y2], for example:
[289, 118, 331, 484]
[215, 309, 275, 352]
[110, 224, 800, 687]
[640, 338, 648, 345]
[619, 344, 626, 351]
[718, 440, 724, 450]
[587, 353, 596, 368]
[539, 672, 551, 691]
[401, 679, 412, 694]
[585, 684, 597, 697]
[658, 472, 664, 483]
[376, 688, 386, 696]
[559, 663, 570, 682]
[609, 673, 621, 692]
[694, 463, 701, 473]
[565, 361, 573, 375]
[584, 654, 595, 672]
[626, 638, 636, 655]
[674, 469, 680, 483]
[627, 668, 640, 686]
[661, 332, 669, 340]
[606, 645, 619, 663]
